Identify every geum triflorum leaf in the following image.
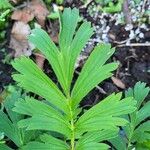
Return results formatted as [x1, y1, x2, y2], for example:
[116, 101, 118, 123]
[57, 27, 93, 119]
[12, 8, 137, 150]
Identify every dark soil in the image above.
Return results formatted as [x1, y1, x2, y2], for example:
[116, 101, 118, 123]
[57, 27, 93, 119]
[0, 47, 14, 93]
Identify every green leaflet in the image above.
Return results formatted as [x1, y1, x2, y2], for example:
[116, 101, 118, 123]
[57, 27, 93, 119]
[136, 101, 150, 126]
[126, 82, 150, 109]
[40, 134, 69, 149]
[71, 44, 118, 108]
[59, 8, 79, 52]
[20, 141, 67, 150]
[0, 144, 12, 150]
[0, 88, 42, 149]
[76, 129, 118, 149]
[109, 134, 126, 150]
[28, 29, 68, 94]
[75, 93, 136, 135]
[13, 97, 66, 120]
[20, 134, 69, 150]
[133, 121, 150, 143]
[3, 90, 23, 123]
[0, 111, 23, 147]
[28, 8, 93, 95]
[18, 115, 71, 138]
[0, 90, 24, 147]
[13, 97, 71, 137]
[76, 142, 109, 150]
[12, 57, 69, 114]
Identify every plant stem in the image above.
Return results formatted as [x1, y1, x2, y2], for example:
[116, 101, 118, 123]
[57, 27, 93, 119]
[68, 96, 75, 150]
[71, 118, 75, 150]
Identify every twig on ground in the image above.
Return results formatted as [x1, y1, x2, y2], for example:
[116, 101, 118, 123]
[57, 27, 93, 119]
[113, 39, 129, 44]
[116, 43, 150, 47]
[80, 0, 93, 8]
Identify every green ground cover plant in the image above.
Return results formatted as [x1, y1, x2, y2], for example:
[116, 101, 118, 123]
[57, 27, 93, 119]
[0, 8, 149, 150]
[110, 82, 150, 150]
[0, 86, 41, 150]
[11, 8, 136, 149]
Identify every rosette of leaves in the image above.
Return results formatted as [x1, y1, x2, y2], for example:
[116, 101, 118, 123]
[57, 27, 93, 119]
[12, 8, 136, 150]
[110, 82, 150, 150]
[0, 86, 40, 150]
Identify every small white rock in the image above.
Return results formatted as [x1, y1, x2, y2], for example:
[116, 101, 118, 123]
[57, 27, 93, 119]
[139, 32, 144, 38]
[125, 24, 133, 31]
[129, 30, 135, 39]
[135, 28, 140, 34]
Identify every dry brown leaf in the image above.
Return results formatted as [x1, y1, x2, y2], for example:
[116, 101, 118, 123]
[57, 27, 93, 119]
[10, 21, 33, 57]
[34, 53, 45, 70]
[11, 8, 34, 23]
[11, 0, 49, 26]
[10, 0, 18, 3]
[111, 76, 126, 89]
[30, 0, 49, 26]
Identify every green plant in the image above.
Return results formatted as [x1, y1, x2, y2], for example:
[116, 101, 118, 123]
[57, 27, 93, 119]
[110, 82, 150, 150]
[11, 8, 136, 149]
[0, 9, 10, 22]
[0, 0, 12, 10]
[45, 0, 63, 5]
[0, 86, 40, 149]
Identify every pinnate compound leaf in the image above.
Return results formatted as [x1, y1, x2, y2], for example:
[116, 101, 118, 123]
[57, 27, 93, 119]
[71, 44, 118, 108]
[12, 56, 69, 114]
[10, 8, 139, 150]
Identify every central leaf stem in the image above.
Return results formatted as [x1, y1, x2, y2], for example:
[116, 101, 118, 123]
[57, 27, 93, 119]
[68, 96, 75, 150]
[71, 118, 75, 150]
